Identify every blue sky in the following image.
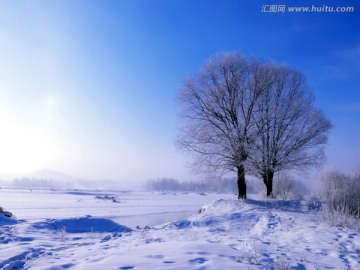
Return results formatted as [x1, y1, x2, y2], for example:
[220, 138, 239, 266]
[0, 0, 359, 184]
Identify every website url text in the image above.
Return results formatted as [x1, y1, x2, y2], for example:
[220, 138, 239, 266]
[261, 5, 355, 13]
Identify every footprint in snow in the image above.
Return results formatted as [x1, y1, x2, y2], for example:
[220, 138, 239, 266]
[267, 213, 280, 231]
[61, 263, 75, 269]
[189, 257, 208, 264]
[163, 261, 175, 264]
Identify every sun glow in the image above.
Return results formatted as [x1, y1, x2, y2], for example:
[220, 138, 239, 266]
[0, 122, 56, 174]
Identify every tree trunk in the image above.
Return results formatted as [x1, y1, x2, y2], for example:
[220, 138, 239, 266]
[262, 170, 274, 197]
[237, 165, 247, 199]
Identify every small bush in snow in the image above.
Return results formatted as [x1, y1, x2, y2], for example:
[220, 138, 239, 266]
[272, 173, 309, 200]
[273, 173, 295, 199]
[237, 241, 261, 265]
[59, 227, 67, 241]
[320, 204, 360, 230]
[274, 256, 291, 270]
[320, 169, 360, 230]
[322, 169, 360, 218]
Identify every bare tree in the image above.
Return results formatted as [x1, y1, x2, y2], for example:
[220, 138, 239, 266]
[249, 65, 332, 197]
[176, 53, 274, 198]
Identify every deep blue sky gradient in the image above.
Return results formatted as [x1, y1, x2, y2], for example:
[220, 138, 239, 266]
[0, 0, 359, 184]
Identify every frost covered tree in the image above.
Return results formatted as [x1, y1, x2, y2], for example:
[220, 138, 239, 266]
[249, 65, 332, 197]
[177, 52, 332, 199]
[176, 53, 274, 198]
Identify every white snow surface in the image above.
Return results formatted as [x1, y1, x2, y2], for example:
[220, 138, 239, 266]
[0, 188, 359, 269]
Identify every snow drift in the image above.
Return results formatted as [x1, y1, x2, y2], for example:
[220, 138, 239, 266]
[32, 216, 132, 233]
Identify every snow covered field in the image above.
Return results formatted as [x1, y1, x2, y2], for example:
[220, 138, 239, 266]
[1, 188, 359, 269]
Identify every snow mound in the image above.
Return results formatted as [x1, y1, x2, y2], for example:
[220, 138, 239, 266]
[169, 219, 191, 229]
[197, 199, 243, 214]
[166, 198, 322, 231]
[245, 199, 321, 213]
[33, 216, 132, 233]
[167, 199, 255, 230]
[198, 198, 322, 215]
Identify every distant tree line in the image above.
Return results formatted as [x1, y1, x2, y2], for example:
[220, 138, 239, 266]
[144, 177, 238, 193]
[12, 178, 74, 189]
[6, 178, 128, 190]
[144, 173, 310, 198]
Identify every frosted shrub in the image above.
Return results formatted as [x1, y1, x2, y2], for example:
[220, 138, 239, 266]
[59, 227, 67, 241]
[273, 173, 295, 199]
[320, 204, 360, 230]
[272, 173, 308, 200]
[323, 170, 360, 217]
[274, 256, 291, 270]
[321, 169, 360, 229]
[237, 241, 261, 265]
